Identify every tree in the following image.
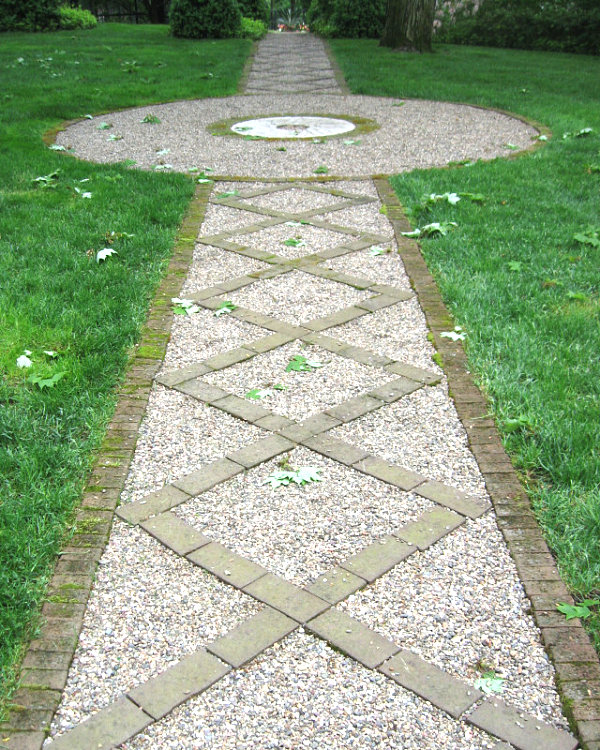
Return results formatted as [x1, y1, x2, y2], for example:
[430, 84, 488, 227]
[380, 0, 436, 52]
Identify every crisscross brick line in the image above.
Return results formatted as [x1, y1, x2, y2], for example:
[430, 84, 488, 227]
[45, 182, 577, 750]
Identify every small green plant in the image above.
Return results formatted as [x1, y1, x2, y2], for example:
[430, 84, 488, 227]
[474, 670, 505, 695]
[171, 298, 200, 316]
[283, 237, 306, 248]
[120, 60, 140, 74]
[369, 245, 390, 256]
[216, 190, 238, 198]
[28, 371, 67, 390]
[563, 127, 593, 139]
[140, 114, 161, 124]
[285, 354, 325, 372]
[264, 465, 323, 488]
[557, 599, 600, 620]
[97, 121, 112, 130]
[245, 384, 285, 400]
[314, 165, 329, 174]
[573, 226, 600, 248]
[33, 169, 60, 188]
[214, 300, 236, 317]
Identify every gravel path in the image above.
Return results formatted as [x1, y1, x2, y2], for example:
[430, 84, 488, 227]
[44, 32, 576, 750]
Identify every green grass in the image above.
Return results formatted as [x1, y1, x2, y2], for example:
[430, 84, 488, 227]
[0, 24, 250, 709]
[331, 39, 600, 645]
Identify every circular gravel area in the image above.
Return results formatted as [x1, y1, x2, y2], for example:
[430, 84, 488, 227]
[55, 94, 538, 178]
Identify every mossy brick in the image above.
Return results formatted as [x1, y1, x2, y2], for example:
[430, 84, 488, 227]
[245, 332, 296, 353]
[244, 574, 329, 623]
[340, 536, 415, 582]
[228, 435, 295, 468]
[187, 285, 225, 301]
[307, 609, 398, 668]
[11, 688, 61, 711]
[380, 650, 482, 718]
[299, 413, 342, 434]
[187, 542, 266, 589]
[415, 480, 490, 518]
[116, 485, 190, 524]
[306, 567, 366, 604]
[302, 434, 369, 465]
[523, 579, 572, 600]
[203, 347, 255, 371]
[44, 696, 152, 749]
[173, 458, 243, 497]
[304, 306, 366, 332]
[276, 423, 315, 443]
[571, 699, 600, 722]
[395, 508, 464, 550]
[215, 275, 256, 293]
[87, 465, 129, 488]
[542, 627, 595, 649]
[355, 294, 401, 313]
[128, 650, 230, 720]
[353, 455, 425, 491]
[384, 361, 441, 385]
[21, 668, 69, 691]
[561, 681, 600, 703]
[368, 377, 422, 403]
[556, 662, 600, 683]
[325, 395, 382, 423]
[534, 611, 583, 629]
[173, 379, 229, 403]
[577, 720, 600, 743]
[141, 512, 210, 556]
[208, 607, 297, 667]
[155, 363, 211, 387]
[1, 708, 53, 733]
[467, 698, 578, 750]
[41, 601, 86, 620]
[314, 245, 354, 259]
[21, 650, 73, 672]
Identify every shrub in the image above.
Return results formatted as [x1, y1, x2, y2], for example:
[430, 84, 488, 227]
[170, 0, 241, 39]
[306, 0, 335, 30]
[436, 0, 600, 55]
[330, 0, 385, 38]
[0, 0, 61, 31]
[240, 15, 267, 39]
[58, 5, 97, 28]
[237, 0, 269, 24]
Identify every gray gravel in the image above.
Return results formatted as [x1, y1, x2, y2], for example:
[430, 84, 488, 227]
[55, 94, 538, 179]
[340, 514, 568, 729]
[181, 244, 267, 293]
[121, 630, 498, 750]
[226, 270, 366, 325]
[330, 299, 442, 372]
[332, 384, 487, 498]
[46, 522, 260, 741]
[120, 384, 264, 503]
[204, 341, 390, 422]
[175, 445, 434, 586]
[228, 222, 356, 259]
[325, 245, 411, 289]
[160, 307, 264, 373]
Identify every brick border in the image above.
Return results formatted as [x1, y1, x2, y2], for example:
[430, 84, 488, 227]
[0, 182, 214, 750]
[374, 177, 600, 750]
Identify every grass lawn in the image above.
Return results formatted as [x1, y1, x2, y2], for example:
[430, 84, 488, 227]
[0, 23, 250, 710]
[331, 40, 600, 646]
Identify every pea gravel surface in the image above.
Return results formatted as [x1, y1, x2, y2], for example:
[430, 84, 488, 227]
[227, 222, 356, 259]
[339, 514, 568, 730]
[224, 270, 366, 326]
[119, 385, 265, 503]
[46, 522, 260, 742]
[204, 341, 391, 422]
[120, 630, 498, 750]
[174, 446, 435, 586]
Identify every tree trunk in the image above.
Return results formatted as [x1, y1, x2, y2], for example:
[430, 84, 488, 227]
[380, 0, 436, 52]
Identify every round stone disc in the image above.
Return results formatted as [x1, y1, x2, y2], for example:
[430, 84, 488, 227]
[230, 115, 356, 139]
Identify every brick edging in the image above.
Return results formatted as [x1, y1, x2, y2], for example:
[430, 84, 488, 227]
[373, 177, 600, 750]
[0, 182, 214, 750]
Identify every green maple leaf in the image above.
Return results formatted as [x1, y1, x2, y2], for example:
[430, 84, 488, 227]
[28, 371, 67, 390]
[283, 238, 306, 247]
[285, 355, 324, 372]
[214, 301, 236, 317]
[557, 599, 600, 620]
[475, 672, 505, 695]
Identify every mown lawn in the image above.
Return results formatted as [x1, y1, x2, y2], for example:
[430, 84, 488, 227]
[0, 23, 250, 710]
[330, 40, 600, 646]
